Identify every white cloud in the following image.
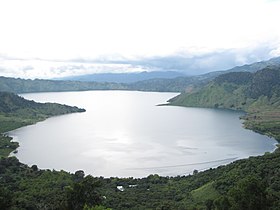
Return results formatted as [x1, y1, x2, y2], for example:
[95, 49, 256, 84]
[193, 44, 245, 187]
[0, 59, 147, 79]
[0, 0, 280, 78]
[0, 44, 276, 78]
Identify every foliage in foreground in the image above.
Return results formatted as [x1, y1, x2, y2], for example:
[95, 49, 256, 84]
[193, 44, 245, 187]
[1, 147, 280, 209]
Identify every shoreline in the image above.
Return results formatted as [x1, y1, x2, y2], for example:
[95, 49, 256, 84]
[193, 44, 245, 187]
[167, 101, 280, 142]
[3, 106, 278, 178]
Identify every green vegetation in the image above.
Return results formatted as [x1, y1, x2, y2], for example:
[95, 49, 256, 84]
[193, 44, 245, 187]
[0, 135, 18, 158]
[0, 75, 210, 93]
[191, 182, 220, 203]
[0, 157, 104, 209]
[0, 91, 85, 133]
[0, 77, 128, 93]
[1, 148, 280, 209]
[0, 91, 85, 157]
[170, 66, 280, 141]
[1, 64, 280, 209]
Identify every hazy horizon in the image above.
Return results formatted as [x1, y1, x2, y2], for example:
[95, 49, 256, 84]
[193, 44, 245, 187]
[1, 0, 280, 79]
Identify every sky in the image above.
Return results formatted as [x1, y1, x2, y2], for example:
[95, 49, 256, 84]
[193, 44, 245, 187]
[1, 0, 280, 79]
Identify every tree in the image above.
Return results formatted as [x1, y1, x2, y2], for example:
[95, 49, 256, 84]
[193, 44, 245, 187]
[229, 176, 267, 210]
[213, 196, 231, 210]
[0, 185, 12, 209]
[67, 175, 102, 210]
[205, 199, 214, 210]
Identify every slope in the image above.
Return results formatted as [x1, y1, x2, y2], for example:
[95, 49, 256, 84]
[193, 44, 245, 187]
[0, 91, 85, 156]
[58, 71, 186, 83]
[169, 65, 280, 141]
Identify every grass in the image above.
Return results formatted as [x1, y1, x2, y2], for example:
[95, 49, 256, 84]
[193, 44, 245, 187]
[0, 114, 40, 157]
[191, 181, 220, 203]
[0, 134, 19, 157]
[242, 107, 280, 141]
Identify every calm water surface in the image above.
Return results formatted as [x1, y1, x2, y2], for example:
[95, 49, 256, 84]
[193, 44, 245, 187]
[9, 91, 277, 177]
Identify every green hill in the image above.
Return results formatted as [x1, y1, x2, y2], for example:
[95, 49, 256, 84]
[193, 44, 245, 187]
[1, 60, 280, 209]
[0, 76, 280, 208]
[0, 76, 128, 93]
[169, 66, 280, 141]
[0, 91, 85, 157]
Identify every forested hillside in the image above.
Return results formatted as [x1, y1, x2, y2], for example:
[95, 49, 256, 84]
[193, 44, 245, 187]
[169, 66, 280, 141]
[59, 71, 186, 83]
[0, 92, 85, 133]
[1, 61, 280, 209]
[0, 75, 208, 93]
[0, 77, 127, 93]
[0, 92, 85, 157]
[1, 145, 280, 209]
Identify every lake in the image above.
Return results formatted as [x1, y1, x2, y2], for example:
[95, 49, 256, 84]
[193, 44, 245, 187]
[9, 91, 277, 177]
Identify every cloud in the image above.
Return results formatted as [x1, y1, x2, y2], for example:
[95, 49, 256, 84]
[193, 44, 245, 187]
[0, 0, 280, 79]
[21, 65, 34, 71]
[81, 44, 278, 75]
[0, 43, 279, 79]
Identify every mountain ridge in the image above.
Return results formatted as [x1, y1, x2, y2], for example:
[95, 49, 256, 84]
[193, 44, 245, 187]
[1, 56, 280, 93]
[56, 71, 186, 83]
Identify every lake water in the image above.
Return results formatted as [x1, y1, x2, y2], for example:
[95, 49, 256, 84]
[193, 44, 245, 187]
[9, 91, 277, 177]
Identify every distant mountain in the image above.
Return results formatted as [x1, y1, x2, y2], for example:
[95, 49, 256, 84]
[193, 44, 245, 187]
[57, 71, 186, 83]
[0, 74, 213, 93]
[225, 56, 280, 73]
[192, 56, 280, 81]
[169, 65, 280, 141]
[0, 77, 128, 93]
[127, 76, 212, 92]
[116, 56, 280, 92]
[1, 56, 280, 93]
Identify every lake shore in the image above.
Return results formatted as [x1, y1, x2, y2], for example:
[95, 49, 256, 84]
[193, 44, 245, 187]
[1, 90, 280, 209]
[5, 91, 277, 178]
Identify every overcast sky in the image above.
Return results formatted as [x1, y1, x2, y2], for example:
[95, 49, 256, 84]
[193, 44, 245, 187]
[1, 0, 280, 79]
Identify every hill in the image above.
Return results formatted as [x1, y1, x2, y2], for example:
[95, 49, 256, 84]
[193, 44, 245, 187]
[0, 92, 85, 157]
[1, 57, 280, 93]
[169, 65, 280, 141]
[58, 71, 186, 83]
[1, 66, 280, 209]
[129, 56, 280, 92]
[0, 74, 209, 93]
[0, 77, 127, 93]
[225, 56, 280, 73]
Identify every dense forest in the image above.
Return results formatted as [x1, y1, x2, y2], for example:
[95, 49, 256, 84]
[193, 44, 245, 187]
[1, 144, 280, 209]
[0, 64, 280, 209]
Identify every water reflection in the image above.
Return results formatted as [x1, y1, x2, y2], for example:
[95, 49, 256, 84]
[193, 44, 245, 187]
[9, 91, 277, 177]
